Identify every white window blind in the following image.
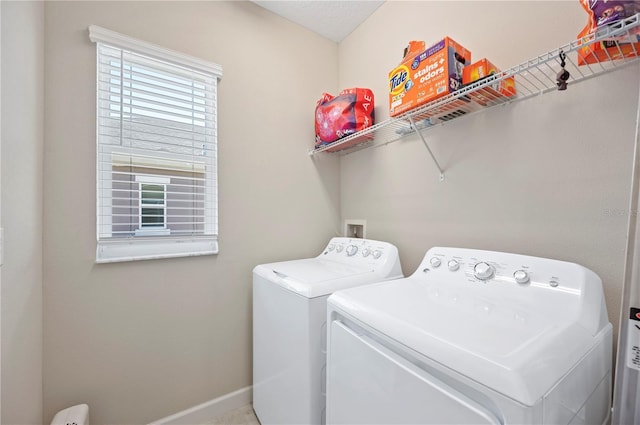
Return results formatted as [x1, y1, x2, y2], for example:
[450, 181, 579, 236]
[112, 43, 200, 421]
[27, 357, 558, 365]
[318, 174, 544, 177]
[90, 26, 222, 262]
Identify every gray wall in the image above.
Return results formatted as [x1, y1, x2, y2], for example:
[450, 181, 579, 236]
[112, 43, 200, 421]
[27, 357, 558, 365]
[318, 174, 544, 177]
[43, 2, 339, 424]
[1, 1, 45, 424]
[338, 1, 638, 350]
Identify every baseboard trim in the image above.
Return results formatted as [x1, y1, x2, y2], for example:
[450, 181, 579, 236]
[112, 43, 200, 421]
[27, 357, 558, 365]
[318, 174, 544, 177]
[148, 386, 252, 425]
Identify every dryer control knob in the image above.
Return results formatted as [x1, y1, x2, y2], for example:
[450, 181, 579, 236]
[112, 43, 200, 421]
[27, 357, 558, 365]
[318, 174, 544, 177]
[474, 262, 495, 280]
[346, 245, 358, 256]
[327, 244, 336, 252]
[362, 248, 371, 257]
[513, 270, 530, 284]
[448, 259, 460, 271]
[372, 250, 382, 259]
[430, 257, 442, 268]
[336, 244, 344, 253]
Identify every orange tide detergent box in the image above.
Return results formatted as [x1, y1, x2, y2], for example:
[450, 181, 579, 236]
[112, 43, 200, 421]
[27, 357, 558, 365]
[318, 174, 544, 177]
[462, 58, 516, 106]
[389, 38, 471, 117]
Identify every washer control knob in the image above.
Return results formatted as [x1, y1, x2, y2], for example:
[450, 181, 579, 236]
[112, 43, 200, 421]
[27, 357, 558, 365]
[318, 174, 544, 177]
[362, 248, 371, 257]
[549, 280, 559, 288]
[513, 270, 530, 284]
[346, 245, 358, 257]
[335, 244, 344, 253]
[474, 262, 495, 280]
[327, 244, 335, 252]
[430, 257, 442, 268]
[448, 259, 460, 271]
[372, 250, 383, 259]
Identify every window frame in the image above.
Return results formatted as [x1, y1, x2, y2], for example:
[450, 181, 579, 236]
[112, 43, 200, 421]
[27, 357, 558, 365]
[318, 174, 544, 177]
[90, 25, 222, 263]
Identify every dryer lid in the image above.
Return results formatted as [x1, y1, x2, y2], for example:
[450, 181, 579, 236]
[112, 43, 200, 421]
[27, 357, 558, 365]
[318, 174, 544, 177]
[329, 279, 604, 406]
[328, 247, 612, 406]
[254, 258, 384, 298]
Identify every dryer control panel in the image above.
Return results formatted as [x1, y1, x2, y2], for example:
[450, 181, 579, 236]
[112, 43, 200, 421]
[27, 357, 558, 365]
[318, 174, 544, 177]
[415, 247, 608, 337]
[322, 237, 396, 266]
[418, 247, 597, 291]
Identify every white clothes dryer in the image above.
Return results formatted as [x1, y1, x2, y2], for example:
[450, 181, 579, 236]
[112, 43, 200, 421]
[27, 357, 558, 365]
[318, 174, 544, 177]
[253, 237, 403, 425]
[326, 247, 613, 425]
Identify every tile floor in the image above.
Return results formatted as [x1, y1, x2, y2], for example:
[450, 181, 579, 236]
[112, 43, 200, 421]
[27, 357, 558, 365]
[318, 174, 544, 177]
[209, 404, 260, 425]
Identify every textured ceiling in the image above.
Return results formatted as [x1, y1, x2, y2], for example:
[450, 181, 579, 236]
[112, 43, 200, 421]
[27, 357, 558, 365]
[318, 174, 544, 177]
[252, 1, 385, 42]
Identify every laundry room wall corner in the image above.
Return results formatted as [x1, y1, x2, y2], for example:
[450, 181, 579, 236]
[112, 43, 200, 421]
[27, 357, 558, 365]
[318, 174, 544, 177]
[1, 1, 45, 424]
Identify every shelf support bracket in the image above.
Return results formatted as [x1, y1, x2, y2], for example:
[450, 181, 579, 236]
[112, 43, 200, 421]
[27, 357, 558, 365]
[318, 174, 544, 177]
[408, 115, 445, 181]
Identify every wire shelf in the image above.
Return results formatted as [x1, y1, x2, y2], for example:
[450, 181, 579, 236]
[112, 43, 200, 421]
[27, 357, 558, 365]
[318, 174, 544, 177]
[310, 13, 640, 158]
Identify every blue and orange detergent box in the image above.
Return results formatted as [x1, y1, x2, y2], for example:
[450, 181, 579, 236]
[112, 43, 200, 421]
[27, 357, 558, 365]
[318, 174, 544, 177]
[462, 58, 516, 106]
[389, 38, 471, 117]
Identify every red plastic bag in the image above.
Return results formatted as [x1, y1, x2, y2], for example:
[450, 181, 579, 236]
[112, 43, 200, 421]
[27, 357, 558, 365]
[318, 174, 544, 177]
[315, 88, 374, 151]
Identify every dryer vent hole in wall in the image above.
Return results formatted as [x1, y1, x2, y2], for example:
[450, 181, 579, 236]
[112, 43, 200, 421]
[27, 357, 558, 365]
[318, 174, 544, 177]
[347, 224, 364, 239]
[344, 220, 366, 239]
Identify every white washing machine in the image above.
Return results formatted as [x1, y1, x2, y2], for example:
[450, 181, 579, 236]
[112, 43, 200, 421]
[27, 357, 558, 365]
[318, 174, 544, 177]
[326, 247, 613, 425]
[253, 237, 403, 425]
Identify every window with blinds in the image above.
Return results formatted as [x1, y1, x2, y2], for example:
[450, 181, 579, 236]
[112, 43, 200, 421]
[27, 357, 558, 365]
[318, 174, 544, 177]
[90, 26, 222, 262]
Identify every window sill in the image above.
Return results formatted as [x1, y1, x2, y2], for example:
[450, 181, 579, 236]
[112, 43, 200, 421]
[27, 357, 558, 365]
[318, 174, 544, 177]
[96, 236, 218, 263]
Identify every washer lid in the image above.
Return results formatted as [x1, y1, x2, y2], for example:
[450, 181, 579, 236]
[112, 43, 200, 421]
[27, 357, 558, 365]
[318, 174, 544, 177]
[254, 258, 384, 298]
[328, 276, 607, 406]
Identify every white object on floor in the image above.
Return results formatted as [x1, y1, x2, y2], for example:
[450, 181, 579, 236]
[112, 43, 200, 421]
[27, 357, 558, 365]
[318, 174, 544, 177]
[51, 404, 89, 425]
[253, 237, 403, 425]
[326, 247, 613, 425]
